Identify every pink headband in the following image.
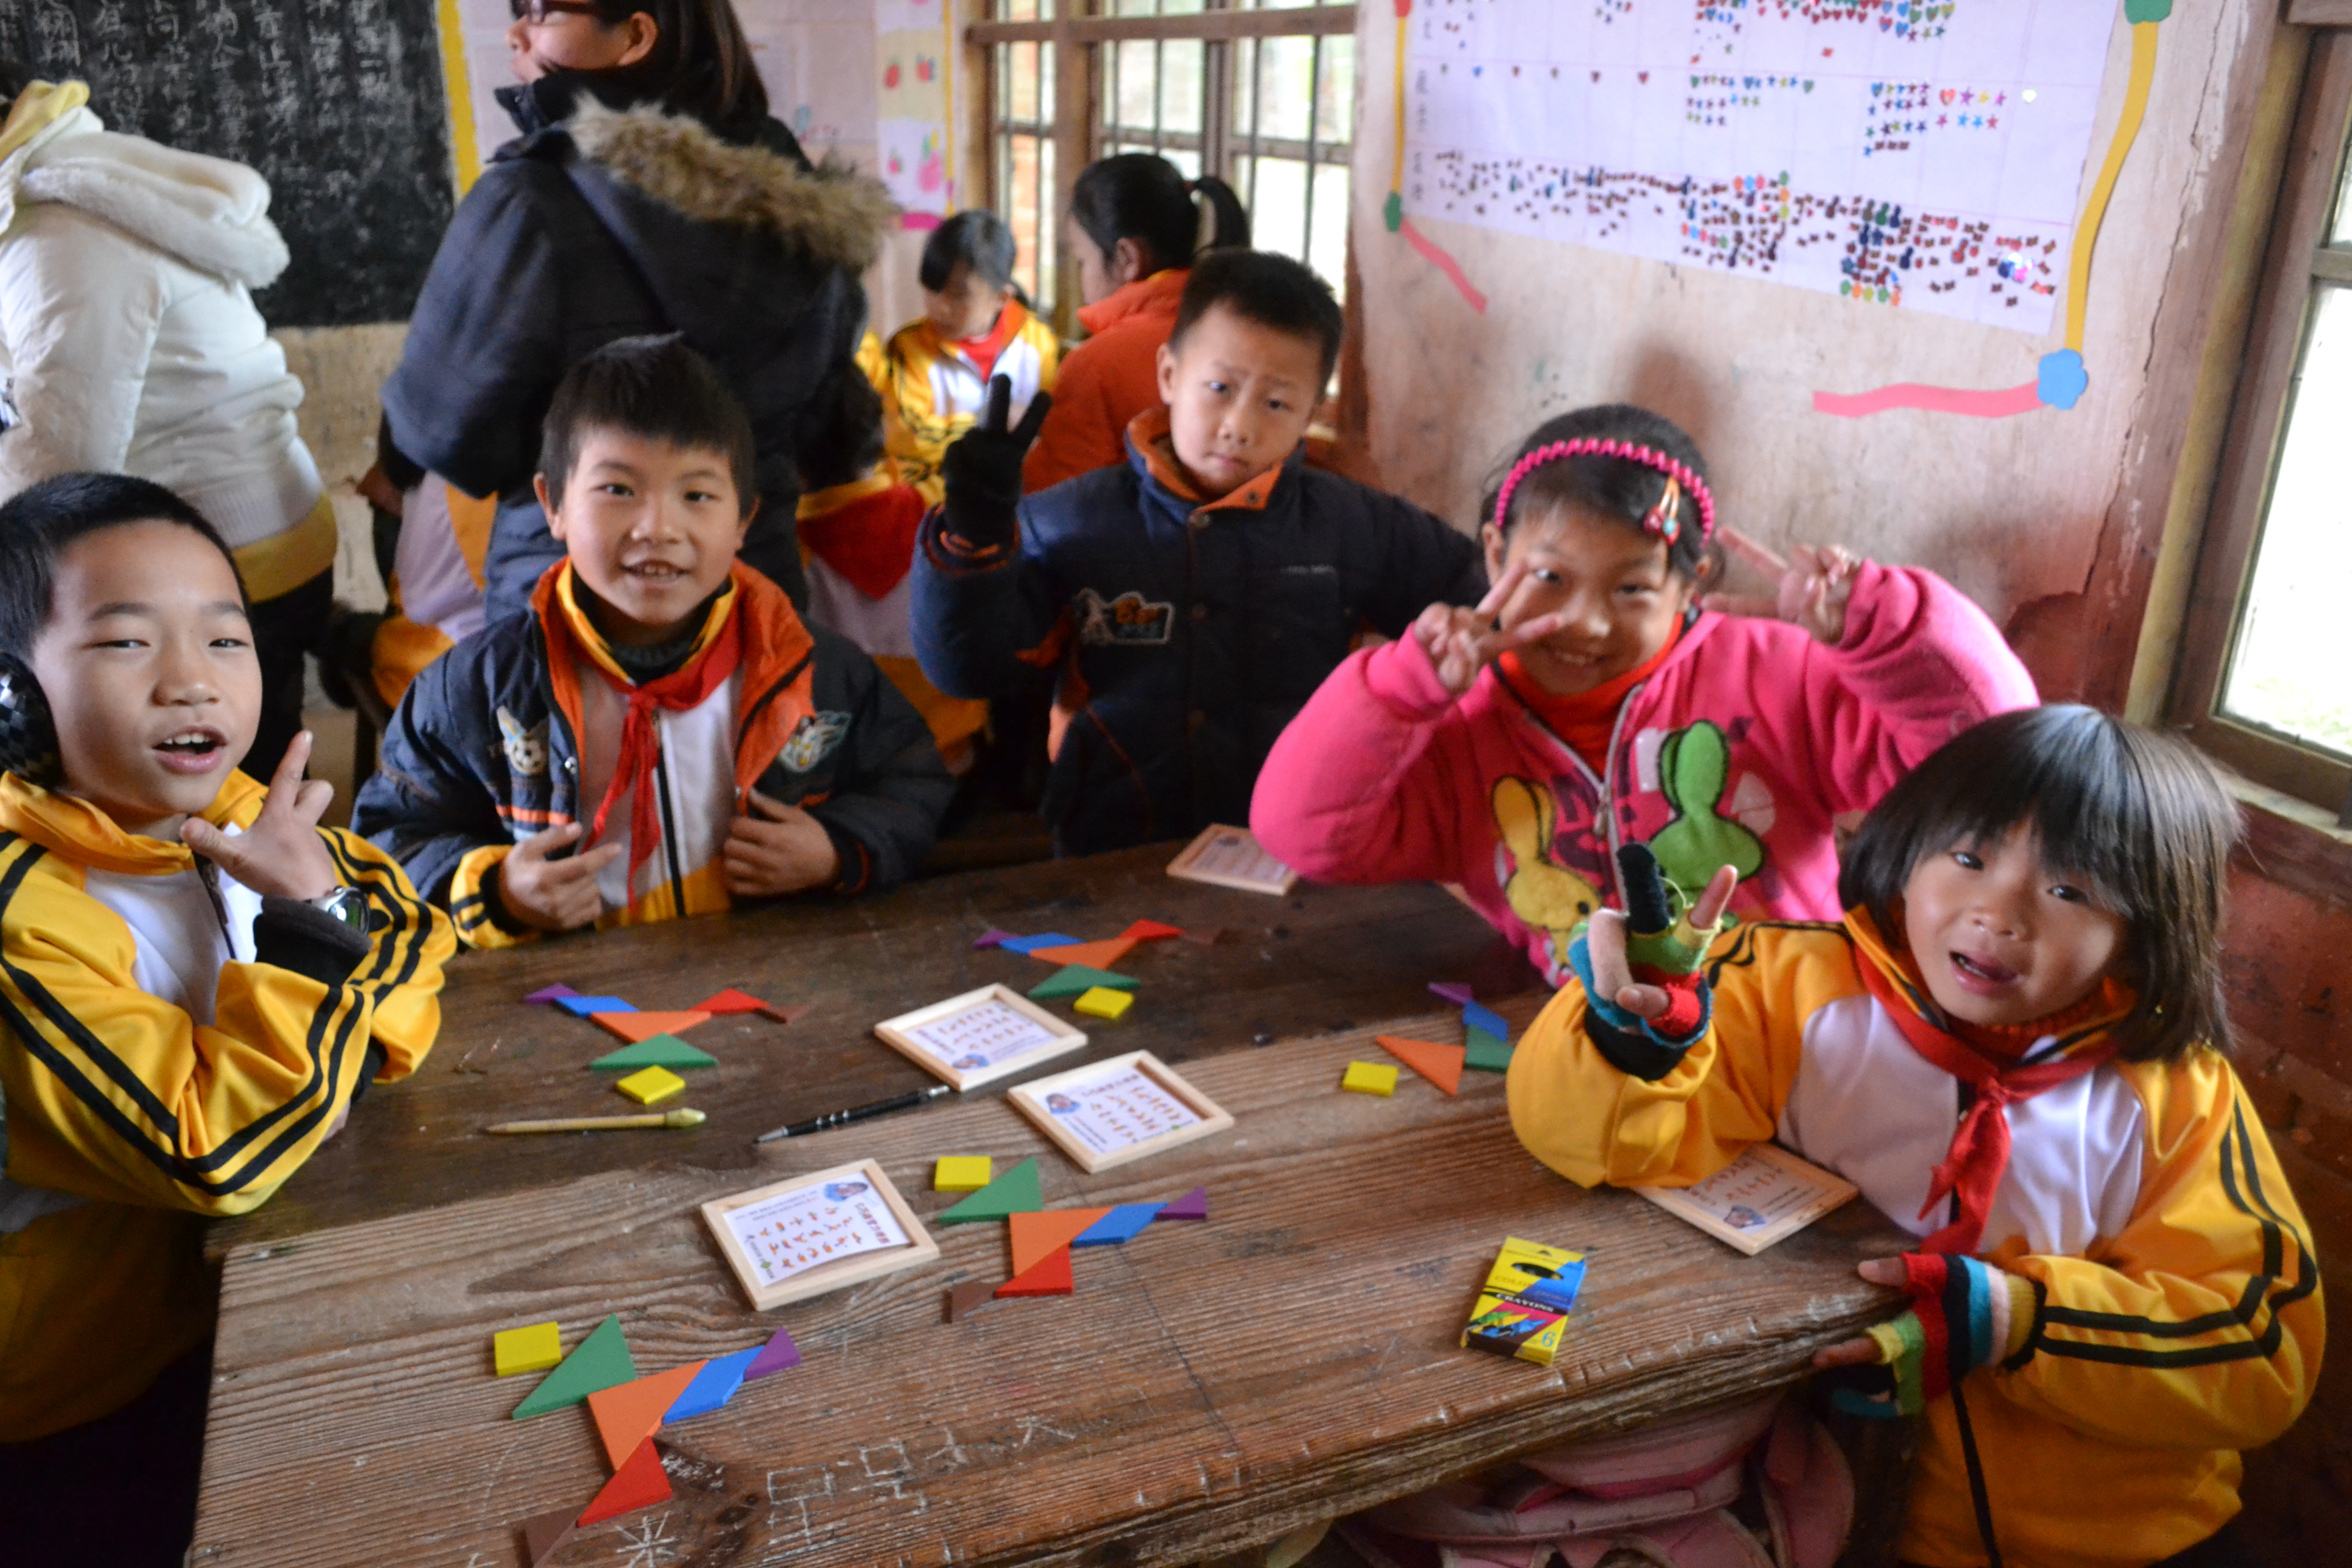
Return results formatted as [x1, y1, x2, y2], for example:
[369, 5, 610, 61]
[1492, 438, 1717, 547]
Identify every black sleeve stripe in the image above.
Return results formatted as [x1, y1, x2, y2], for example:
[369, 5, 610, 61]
[321, 831, 433, 994]
[2033, 1102, 2317, 1369]
[0, 832, 373, 1195]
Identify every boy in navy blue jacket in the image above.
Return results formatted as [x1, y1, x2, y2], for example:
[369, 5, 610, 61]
[911, 250, 1484, 855]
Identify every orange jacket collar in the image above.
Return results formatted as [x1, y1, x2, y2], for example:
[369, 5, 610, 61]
[1077, 268, 1187, 337]
[1124, 404, 1285, 514]
[0, 769, 267, 876]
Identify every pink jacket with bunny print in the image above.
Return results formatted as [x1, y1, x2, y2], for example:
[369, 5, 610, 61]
[1248, 561, 2036, 988]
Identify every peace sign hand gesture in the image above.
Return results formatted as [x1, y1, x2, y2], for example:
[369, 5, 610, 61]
[1701, 529, 1861, 647]
[179, 729, 339, 901]
[1410, 557, 1572, 697]
[940, 374, 1054, 547]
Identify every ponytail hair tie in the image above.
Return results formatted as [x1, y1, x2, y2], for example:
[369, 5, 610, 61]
[1493, 437, 1717, 547]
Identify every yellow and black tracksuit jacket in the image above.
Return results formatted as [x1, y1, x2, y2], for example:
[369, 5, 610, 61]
[1507, 915, 2322, 1568]
[0, 772, 451, 1441]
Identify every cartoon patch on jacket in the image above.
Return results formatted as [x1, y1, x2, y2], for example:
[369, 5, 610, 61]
[1073, 587, 1174, 647]
[779, 711, 852, 773]
[496, 706, 548, 777]
[1641, 720, 1768, 896]
[1491, 776, 1603, 979]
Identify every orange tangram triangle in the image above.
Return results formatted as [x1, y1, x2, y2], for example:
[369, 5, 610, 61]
[1378, 1035, 1466, 1096]
[577, 1435, 672, 1526]
[595, 1010, 713, 1043]
[585, 1361, 706, 1469]
[996, 1245, 1074, 1297]
[1008, 1208, 1112, 1277]
[1028, 937, 1138, 969]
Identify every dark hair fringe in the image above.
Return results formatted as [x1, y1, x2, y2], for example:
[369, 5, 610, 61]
[1837, 704, 2241, 1063]
[579, 0, 768, 139]
[1168, 249, 1344, 385]
[1068, 153, 1250, 276]
[0, 474, 246, 658]
[1479, 404, 1718, 582]
[538, 334, 758, 512]
[919, 209, 1018, 295]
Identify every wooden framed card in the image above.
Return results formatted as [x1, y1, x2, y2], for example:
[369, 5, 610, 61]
[1632, 1143, 1858, 1257]
[1008, 1050, 1234, 1173]
[1166, 823, 1297, 896]
[702, 1159, 940, 1310]
[874, 984, 1089, 1091]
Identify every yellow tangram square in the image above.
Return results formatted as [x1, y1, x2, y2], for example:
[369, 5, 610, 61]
[494, 1321, 562, 1377]
[935, 1156, 993, 1191]
[1073, 986, 1134, 1020]
[1341, 1061, 1398, 1097]
[615, 1065, 685, 1105]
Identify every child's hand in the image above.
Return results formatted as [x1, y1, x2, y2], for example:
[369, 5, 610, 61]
[724, 789, 841, 897]
[1703, 530, 1860, 646]
[181, 730, 339, 901]
[1814, 1255, 2026, 1420]
[1812, 1258, 1913, 1368]
[1410, 557, 1571, 696]
[1583, 863, 1739, 1018]
[496, 822, 623, 932]
[940, 374, 1052, 546]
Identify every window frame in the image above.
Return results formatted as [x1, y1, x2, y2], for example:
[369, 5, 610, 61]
[2171, 28, 2352, 821]
[967, 2, 1358, 333]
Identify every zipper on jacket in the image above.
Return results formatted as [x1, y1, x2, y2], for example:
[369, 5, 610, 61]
[651, 728, 689, 919]
[1500, 675, 1652, 911]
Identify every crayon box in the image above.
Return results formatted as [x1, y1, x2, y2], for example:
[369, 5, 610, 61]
[1460, 1236, 1586, 1366]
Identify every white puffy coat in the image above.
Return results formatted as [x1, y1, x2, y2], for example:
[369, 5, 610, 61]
[0, 89, 327, 597]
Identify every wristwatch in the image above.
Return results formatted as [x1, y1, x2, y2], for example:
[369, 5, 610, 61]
[309, 886, 370, 934]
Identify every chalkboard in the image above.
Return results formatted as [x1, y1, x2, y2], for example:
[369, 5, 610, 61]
[3, 1, 457, 327]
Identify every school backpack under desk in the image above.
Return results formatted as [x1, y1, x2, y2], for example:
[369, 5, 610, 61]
[1334, 1394, 1852, 1568]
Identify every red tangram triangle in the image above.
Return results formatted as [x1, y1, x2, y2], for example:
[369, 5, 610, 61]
[1028, 937, 1137, 969]
[694, 988, 771, 1015]
[996, 1246, 1073, 1297]
[1378, 1035, 1466, 1096]
[577, 1436, 672, 1526]
[595, 1010, 713, 1043]
[1008, 1208, 1111, 1277]
[586, 1361, 706, 1469]
[1120, 919, 1185, 942]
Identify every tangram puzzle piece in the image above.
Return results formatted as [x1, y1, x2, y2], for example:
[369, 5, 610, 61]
[1073, 986, 1133, 1021]
[596, 1009, 713, 1043]
[757, 1002, 810, 1025]
[972, 928, 1019, 950]
[693, 987, 771, 1015]
[511, 1314, 636, 1419]
[524, 983, 579, 1005]
[1379, 1035, 1466, 1096]
[1342, 1061, 1398, 1096]
[517, 1506, 577, 1567]
[946, 1280, 996, 1322]
[1072, 1203, 1162, 1246]
[1160, 1186, 1208, 1222]
[1465, 1026, 1514, 1074]
[938, 1157, 1042, 1223]
[587, 1361, 705, 1468]
[556, 995, 634, 1017]
[1180, 927, 1223, 946]
[744, 1326, 801, 1380]
[665, 1346, 758, 1423]
[1428, 982, 1476, 1007]
[577, 1436, 671, 1526]
[494, 1320, 563, 1377]
[1462, 1001, 1512, 1040]
[589, 1035, 717, 1071]
[1009, 1208, 1113, 1276]
[999, 932, 1083, 954]
[996, 1246, 1073, 1297]
[935, 1156, 993, 1191]
[1028, 937, 1137, 969]
[1120, 919, 1185, 942]
[615, 1065, 686, 1105]
[1028, 964, 1137, 1000]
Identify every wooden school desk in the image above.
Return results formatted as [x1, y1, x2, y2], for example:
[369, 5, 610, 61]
[193, 847, 1911, 1567]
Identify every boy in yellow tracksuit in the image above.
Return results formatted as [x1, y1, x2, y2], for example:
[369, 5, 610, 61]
[0, 473, 452, 1565]
[1511, 707, 2319, 1568]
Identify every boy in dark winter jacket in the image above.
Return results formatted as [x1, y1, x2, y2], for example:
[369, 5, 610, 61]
[355, 337, 951, 948]
[911, 250, 1485, 856]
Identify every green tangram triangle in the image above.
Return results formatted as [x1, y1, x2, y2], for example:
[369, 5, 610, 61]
[589, 1034, 718, 1070]
[937, 1157, 1042, 1223]
[510, 1314, 637, 1419]
[1028, 964, 1138, 1000]
[1464, 1026, 1515, 1073]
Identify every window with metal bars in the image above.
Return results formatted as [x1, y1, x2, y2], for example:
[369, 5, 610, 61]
[974, 3, 1356, 331]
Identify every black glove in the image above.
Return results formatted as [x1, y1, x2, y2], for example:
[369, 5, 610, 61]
[940, 375, 1052, 548]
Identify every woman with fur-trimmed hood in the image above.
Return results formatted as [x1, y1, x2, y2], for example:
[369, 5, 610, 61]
[382, 0, 897, 621]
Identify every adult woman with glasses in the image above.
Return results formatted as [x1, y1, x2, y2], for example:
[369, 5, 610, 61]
[380, 0, 895, 620]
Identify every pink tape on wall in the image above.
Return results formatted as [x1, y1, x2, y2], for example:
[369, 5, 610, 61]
[1811, 382, 2043, 420]
[1399, 217, 1488, 315]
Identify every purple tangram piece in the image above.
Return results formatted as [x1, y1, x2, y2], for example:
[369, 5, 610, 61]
[1159, 1186, 1208, 1222]
[744, 1326, 801, 1380]
[1428, 982, 1476, 1007]
[524, 984, 580, 1004]
[972, 929, 1019, 950]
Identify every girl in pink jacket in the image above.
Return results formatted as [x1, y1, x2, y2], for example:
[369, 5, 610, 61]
[1248, 404, 2036, 989]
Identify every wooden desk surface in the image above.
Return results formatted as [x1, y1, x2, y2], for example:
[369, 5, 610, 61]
[194, 1015, 1909, 1568]
[213, 845, 1538, 1251]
